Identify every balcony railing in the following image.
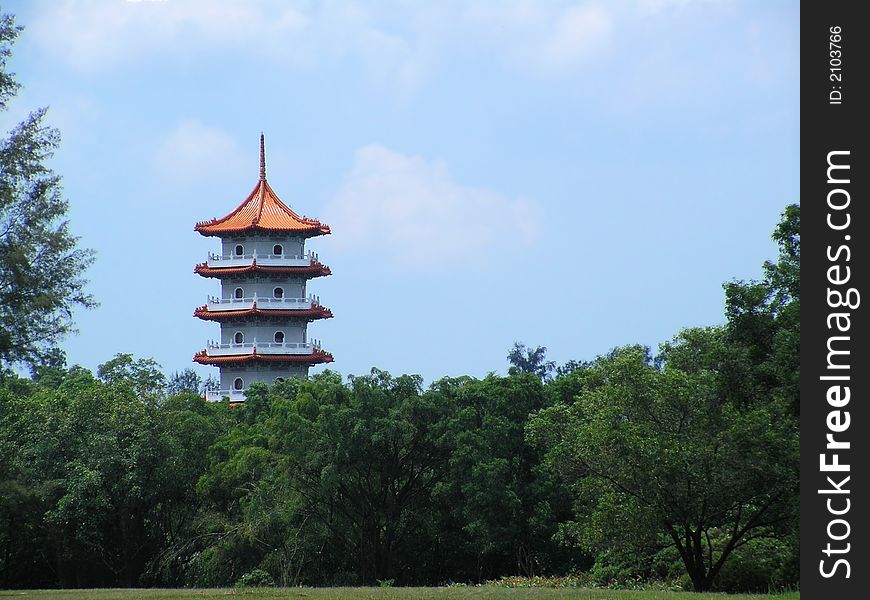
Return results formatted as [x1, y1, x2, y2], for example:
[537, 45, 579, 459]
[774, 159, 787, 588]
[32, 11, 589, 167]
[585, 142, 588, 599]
[206, 250, 320, 269]
[206, 294, 322, 312]
[205, 389, 247, 402]
[205, 339, 322, 356]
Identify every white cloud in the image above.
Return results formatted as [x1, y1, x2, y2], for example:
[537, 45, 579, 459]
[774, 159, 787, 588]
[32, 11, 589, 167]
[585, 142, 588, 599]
[323, 145, 540, 269]
[540, 4, 612, 70]
[636, 0, 724, 16]
[153, 120, 245, 183]
[30, 0, 308, 71]
[29, 0, 615, 84]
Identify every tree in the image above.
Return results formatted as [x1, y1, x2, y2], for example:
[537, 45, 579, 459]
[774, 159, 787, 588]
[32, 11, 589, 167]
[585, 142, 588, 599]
[722, 204, 799, 414]
[193, 370, 461, 586]
[269, 369, 455, 584]
[507, 342, 555, 380]
[431, 373, 574, 581]
[0, 361, 232, 588]
[167, 368, 203, 397]
[527, 344, 798, 591]
[97, 353, 166, 399]
[2, 368, 160, 585]
[193, 412, 305, 587]
[0, 11, 95, 367]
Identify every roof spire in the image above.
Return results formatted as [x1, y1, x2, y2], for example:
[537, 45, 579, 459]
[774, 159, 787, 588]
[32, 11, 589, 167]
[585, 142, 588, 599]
[259, 132, 266, 181]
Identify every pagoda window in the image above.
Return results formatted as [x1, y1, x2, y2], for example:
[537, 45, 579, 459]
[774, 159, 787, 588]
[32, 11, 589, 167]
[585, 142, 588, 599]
[233, 377, 244, 390]
[234, 244, 244, 256]
[234, 331, 244, 344]
[234, 287, 244, 299]
[274, 331, 285, 344]
[273, 287, 284, 299]
[273, 244, 283, 256]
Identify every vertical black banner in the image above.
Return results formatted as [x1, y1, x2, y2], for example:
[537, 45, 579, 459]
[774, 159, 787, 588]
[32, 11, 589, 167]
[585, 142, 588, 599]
[801, 2, 869, 598]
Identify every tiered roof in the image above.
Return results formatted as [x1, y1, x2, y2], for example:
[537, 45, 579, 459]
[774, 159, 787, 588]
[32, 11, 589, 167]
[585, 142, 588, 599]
[194, 261, 332, 279]
[193, 304, 333, 322]
[193, 348, 334, 366]
[195, 135, 331, 238]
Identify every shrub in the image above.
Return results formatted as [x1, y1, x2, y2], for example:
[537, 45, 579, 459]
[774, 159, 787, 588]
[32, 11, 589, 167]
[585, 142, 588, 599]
[713, 537, 799, 592]
[236, 568, 275, 588]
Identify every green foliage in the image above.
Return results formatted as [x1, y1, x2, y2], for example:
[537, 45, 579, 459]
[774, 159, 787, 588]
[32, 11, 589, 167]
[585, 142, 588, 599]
[236, 568, 275, 588]
[528, 343, 798, 592]
[507, 343, 555, 380]
[708, 535, 798, 593]
[185, 369, 578, 587]
[722, 204, 800, 414]
[0, 338, 799, 592]
[97, 353, 167, 399]
[0, 13, 22, 110]
[167, 368, 204, 396]
[269, 368, 456, 584]
[0, 11, 95, 367]
[0, 360, 231, 587]
[432, 373, 575, 580]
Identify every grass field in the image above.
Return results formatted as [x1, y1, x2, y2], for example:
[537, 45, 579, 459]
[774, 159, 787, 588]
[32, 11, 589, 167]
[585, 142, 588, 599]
[0, 588, 800, 600]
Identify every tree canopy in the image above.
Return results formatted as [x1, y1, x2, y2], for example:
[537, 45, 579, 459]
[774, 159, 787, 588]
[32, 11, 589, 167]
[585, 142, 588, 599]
[527, 342, 797, 591]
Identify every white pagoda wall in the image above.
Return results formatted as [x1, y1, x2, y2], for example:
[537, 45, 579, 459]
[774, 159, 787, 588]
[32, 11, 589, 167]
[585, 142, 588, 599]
[218, 322, 306, 345]
[220, 277, 306, 300]
[220, 235, 305, 258]
[219, 363, 309, 390]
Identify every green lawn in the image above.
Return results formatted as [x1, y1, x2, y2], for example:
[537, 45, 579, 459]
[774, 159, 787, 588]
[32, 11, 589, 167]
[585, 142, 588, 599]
[0, 588, 800, 600]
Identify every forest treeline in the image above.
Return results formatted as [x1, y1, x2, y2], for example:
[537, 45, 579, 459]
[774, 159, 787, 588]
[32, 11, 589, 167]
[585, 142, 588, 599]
[0, 205, 799, 593]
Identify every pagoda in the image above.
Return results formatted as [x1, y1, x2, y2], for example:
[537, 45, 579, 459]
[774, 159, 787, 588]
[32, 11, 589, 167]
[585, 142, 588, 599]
[193, 134, 334, 401]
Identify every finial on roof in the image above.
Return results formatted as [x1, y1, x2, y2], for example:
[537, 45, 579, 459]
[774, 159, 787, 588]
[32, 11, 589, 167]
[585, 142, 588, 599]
[259, 132, 266, 181]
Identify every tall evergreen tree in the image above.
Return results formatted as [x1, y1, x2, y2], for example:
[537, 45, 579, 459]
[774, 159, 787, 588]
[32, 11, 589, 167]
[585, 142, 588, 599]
[0, 11, 95, 367]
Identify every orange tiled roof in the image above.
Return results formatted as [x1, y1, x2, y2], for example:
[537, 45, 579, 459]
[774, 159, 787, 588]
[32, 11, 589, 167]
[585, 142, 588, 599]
[193, 349, 334, 366]
[193, 304, 334, 322]
[194, 261, 332, 279]
[195, 135, 331, 238]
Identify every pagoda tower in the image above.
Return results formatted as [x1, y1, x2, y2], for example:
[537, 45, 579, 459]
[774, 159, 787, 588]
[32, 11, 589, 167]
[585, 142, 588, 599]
[193, 135, 334, 401]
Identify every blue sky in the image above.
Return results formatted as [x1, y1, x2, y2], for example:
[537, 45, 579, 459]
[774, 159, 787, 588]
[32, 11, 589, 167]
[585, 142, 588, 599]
[3, 0, 799, 383]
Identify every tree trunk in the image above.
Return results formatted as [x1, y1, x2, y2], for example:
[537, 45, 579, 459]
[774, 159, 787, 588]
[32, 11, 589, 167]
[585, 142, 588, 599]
[688, 566, 712, 592]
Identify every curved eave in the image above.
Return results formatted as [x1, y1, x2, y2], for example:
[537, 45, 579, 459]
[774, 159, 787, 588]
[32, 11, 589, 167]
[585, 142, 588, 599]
[194, 262, 332, 279]
[194, 223, 331, 238]
[193, 349, 334, 366]
[193, 305, 334, 322]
